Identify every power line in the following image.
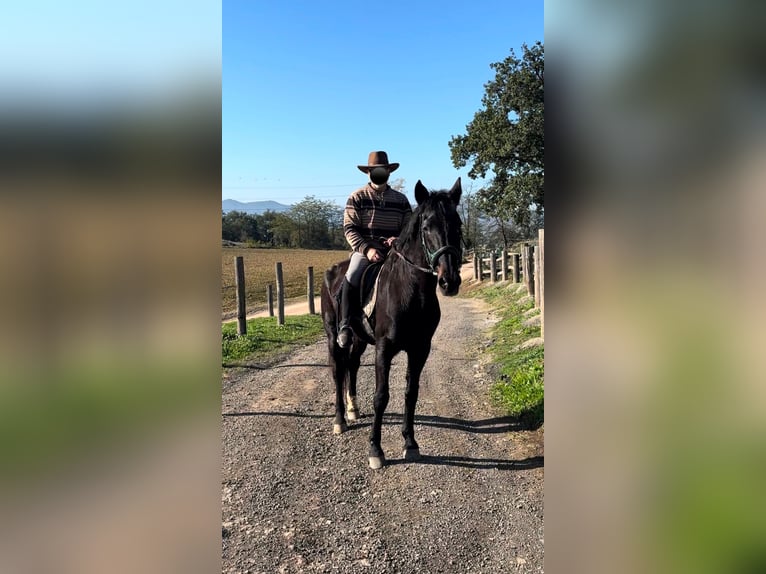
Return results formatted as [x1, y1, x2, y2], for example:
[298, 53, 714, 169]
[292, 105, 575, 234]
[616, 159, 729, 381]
[222, 183, 360, 190]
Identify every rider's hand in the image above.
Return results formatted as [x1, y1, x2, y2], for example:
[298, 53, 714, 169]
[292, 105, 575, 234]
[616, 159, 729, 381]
[383, 236, 396, 247]
[365, 247, 383, 262]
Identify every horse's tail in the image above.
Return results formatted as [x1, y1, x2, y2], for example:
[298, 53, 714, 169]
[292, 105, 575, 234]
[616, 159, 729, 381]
[322, 264, 344, 324]
[323, 265, 336, 294]
[323, 259, 351, 304]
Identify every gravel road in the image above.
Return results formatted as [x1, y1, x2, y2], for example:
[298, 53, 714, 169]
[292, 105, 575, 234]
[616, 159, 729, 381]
[222, 290, 544, 573]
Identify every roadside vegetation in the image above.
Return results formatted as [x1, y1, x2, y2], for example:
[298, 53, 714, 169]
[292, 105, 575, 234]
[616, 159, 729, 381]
[468, 283, 544, 428]
[222, 314, 325, 365]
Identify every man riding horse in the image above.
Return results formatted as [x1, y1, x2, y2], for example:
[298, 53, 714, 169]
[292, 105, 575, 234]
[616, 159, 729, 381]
[321, 166, 463, 468]
[337, 151, 412, 348]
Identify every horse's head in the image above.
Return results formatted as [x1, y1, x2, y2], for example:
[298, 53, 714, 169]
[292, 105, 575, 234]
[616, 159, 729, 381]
[414, 178, 463, 296]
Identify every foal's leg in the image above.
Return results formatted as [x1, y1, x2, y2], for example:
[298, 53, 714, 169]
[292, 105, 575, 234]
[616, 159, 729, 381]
[402, 345, 429, 461]
[345, 341, 365, 422]
[369, 338, 394, 469]
[328, 338, 348, 435]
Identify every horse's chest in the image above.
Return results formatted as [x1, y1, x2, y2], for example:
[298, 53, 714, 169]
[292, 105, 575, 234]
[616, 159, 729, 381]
[395, 300, 440, 338]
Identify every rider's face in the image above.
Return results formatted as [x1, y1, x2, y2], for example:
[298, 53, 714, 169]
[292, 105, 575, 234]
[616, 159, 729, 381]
[370, 167, 390, 185]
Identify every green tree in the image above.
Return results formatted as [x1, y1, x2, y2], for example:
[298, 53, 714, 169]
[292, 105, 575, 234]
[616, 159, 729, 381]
[327, 204, 346, 249]
[449, 41, 544, 231]
[267, 212, 296, 247]
[289, 196, 344, 249]
[222, 210, 260, 242]
[255, 210, 285, 247]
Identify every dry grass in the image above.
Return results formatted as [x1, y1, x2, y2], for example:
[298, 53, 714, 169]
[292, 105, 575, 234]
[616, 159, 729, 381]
[222, 247, 350, 319]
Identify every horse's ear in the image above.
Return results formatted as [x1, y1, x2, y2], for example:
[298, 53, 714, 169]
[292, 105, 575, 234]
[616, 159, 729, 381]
[448, 177, 462, 205]
[414, 180, 429, 205]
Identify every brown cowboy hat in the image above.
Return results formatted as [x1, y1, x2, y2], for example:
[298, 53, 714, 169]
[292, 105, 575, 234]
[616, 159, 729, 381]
[357, 151, 400, 173]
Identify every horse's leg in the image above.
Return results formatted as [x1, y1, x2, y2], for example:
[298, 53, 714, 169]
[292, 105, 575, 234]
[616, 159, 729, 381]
[345, 341, 365, 422]
[369, 338, 394, 469]
[328, 337, 348, 435]
[401, 345, 429, 461]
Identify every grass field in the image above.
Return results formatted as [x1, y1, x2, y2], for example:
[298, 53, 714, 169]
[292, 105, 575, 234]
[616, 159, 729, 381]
[222, 247, 350, 318]
[222, 314, 325, 364]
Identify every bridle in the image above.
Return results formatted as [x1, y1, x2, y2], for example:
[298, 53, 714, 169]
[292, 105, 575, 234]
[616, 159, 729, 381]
[390, 212, 462, 276]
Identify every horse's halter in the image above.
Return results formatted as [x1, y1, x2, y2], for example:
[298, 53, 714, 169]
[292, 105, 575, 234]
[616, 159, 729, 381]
[393, 209, 462, 275]
[420, 232, 462, 272]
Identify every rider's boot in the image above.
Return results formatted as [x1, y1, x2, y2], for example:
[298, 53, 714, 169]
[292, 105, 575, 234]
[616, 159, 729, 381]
[337, 279, 358, 349]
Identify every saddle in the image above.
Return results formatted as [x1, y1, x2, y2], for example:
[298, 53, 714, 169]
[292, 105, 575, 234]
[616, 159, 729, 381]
[334, 262, 383, 343]
[359, 262, 383, 339]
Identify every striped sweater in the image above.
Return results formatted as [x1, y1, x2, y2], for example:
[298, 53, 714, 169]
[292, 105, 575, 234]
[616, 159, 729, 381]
[343, 183, 413, 254]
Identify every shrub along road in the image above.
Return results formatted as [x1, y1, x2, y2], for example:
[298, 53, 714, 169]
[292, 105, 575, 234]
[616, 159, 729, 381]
[221, 284, 544, 573]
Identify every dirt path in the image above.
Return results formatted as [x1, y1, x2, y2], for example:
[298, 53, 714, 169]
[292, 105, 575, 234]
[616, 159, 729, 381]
[223, 297, 322, 323]
[221, 282, 544, 573]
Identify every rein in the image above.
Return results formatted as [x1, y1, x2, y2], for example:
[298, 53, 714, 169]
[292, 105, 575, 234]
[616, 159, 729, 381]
[390, 227, 462, 276]
[391, 247, 438, 276]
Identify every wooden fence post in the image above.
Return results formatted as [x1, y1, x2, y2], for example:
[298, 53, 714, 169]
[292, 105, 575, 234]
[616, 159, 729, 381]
[235, 256, 247, 335]
[307, 266, 315, 315]
[267, 285, 274, 317]
[473, 253, 479, 280]
[490, 251, 497, 283]
[275, 262, 285, 326]
[523, 244, 535, 297]
[538, 228, 544, 339]
[521, 245, 529, 292]
[534, 245, 541, 308]
[477, 252, 484, 282]
[501, 249, 508, 281]
[511, 253, 520, 283]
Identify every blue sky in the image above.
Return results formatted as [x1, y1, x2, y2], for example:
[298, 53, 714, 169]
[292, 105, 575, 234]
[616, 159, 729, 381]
[223, 0, 543, 206]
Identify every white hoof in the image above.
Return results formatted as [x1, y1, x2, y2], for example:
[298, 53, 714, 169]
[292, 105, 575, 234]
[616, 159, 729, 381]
[402, 448, 421, 461]
[346, 409, 359, 422]
[333, 422, 347, 435]
[368, 456, 385, 470]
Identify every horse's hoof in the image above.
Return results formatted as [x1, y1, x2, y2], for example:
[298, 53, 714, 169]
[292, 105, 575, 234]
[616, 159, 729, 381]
[368, 455, 385, 470]
[333, 422, 347, 435]
[402, 448, 421, 461]
[346, 409, 359, 422]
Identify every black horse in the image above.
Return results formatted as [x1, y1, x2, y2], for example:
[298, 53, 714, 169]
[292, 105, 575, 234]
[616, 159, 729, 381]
[320, 178, 463, 469]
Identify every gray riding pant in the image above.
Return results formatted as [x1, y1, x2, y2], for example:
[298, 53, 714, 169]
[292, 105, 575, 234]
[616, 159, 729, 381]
[345, 252, 370, 287]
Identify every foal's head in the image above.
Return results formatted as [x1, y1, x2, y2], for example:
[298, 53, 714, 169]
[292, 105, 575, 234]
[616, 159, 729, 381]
[413, 177, 463, 296]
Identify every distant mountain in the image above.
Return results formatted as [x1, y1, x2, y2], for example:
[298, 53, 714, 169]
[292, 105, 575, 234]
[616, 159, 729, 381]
[222, 199, 291, 214]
